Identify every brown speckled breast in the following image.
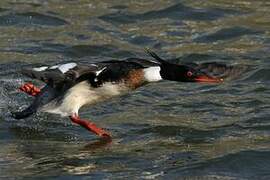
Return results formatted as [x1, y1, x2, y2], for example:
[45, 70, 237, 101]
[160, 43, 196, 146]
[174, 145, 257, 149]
[125, 69, 145, 89]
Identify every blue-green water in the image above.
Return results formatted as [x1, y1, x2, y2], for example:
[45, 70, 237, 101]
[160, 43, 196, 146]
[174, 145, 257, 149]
[0, 0, 270, 179]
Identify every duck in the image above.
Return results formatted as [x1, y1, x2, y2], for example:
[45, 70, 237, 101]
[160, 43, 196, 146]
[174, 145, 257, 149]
[12, 50, 223, 138]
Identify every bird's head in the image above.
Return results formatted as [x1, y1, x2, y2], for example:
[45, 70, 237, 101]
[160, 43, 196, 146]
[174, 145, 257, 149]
[160, 63, 223, 83]
[145, 49, 223, 83]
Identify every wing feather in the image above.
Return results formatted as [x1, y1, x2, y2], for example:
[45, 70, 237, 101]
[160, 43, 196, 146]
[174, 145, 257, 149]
[20, 58, 160, 88]
[21, 63, 100, 87]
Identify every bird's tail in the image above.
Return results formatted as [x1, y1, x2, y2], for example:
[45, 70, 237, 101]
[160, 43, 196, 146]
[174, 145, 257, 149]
[12, 85, 58, 119]
[12, 104, 37, 119]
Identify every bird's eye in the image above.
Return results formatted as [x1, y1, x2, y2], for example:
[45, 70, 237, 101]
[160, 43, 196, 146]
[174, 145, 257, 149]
[187, 71, 193, 77]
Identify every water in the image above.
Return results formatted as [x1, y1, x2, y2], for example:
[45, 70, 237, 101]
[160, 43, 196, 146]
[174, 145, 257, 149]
[0, 0, 270, 179]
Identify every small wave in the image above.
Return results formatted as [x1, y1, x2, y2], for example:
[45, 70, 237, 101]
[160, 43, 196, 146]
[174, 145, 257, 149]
[99, 3, 242, 24]
[0, 12, 68, 27]
[194, 26, 262, 43]
[0, 43, 120, 58]
[243, 68, 270, 82]
[165, 150, 270, 179]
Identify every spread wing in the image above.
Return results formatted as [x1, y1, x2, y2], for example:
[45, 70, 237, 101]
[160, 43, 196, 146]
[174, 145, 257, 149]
[20, 58, 151, 89]
[20, 62, 103, 89]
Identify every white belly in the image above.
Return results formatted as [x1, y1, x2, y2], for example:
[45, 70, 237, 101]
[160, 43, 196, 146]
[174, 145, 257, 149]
[41, 81, 129, 116]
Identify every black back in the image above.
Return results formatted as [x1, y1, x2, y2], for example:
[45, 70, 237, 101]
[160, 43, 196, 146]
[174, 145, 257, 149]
[91, 61, 144, 87]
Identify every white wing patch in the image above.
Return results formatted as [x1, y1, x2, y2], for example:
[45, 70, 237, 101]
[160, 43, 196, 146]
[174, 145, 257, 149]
[33, 63, 77, 73]
[143, 66, 162, 82]
[49, 65, 60, 69]
[33, 66, 48, 71]
[95, 67, 107, 76]
[94, 67, 107, 82]
[58, 63, 77, 73]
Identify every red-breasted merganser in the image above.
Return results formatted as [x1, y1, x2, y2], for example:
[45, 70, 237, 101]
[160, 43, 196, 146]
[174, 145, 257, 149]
[12, 50, 223, 138]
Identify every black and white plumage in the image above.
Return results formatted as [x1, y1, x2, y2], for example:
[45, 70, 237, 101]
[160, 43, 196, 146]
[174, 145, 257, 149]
[12, 51, 227, 138]
[14, 59, 162, 118]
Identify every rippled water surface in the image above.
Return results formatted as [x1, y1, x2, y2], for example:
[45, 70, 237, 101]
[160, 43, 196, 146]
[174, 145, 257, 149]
[1, 0, 270, 179]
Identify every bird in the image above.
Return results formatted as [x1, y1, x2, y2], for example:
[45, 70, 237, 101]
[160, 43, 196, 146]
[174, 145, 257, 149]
[12, 50, 223, 139]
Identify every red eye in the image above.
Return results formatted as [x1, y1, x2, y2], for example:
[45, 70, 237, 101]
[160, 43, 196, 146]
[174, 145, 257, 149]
[187, 71, 193, 77]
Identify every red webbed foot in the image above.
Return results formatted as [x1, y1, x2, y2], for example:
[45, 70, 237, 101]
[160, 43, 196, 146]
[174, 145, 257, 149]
[19, 83, 41, 96]
[70, 114, 111, 139]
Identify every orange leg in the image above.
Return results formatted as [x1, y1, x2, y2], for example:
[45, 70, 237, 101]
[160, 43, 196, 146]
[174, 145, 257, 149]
[19, 83, 41, 96]
[70, 114, 111, 138]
